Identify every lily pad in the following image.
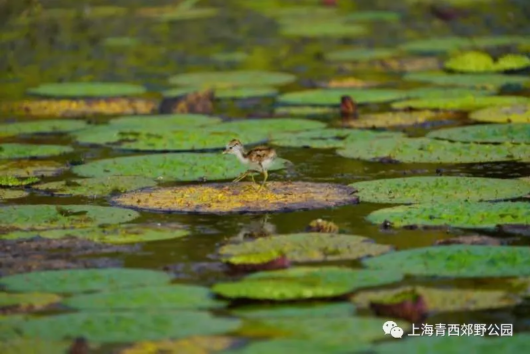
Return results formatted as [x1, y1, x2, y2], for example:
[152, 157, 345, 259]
[345, 110, 459, 128]
[0, 160, 66, 177]
[214, 87, 279, 99]
[0, 176, 39, 187]
[400, 35, 530, 54]
[271, 129, 404, 149]
[277, 88, 409, 106]
[73, 153, 288, 181]
[274, 106, 337, 117]
[0, 292, 61, 310]
[0, 223, 190, 244]
[0, 205, 139, 231]
[112, 182, 359, 214]
[337, 137, 530, 163]
[349, 176, 530, 203]
[121, 336, 236, 354]
[392, 96, 530, 111]
[345, 11, 401, 22]
[233, 302, 356, 319]
[426, 123, 530, 143]
[325, 48, 397, 62]
[0, 268, 172, 293]
[27, 82, 147, 98]
[62, 284, 224, 310]
[15, 311, 240, 343]
[0, 338, 71, 354]
[0, 189, 28, 200]
[366, 201, 530, 229]
[108, 113, 222, 127]
[352, 286, 521, 312]
[363, 245, 530, 277]
[168, 70, 296, 88]
[280, 21, 367, 38]
[103, 36, 140, 47]
[403, 71, 530, 89]
[155, 8, 219, 21]
[212, 52, 249, 62]
[222, 339, 354, 354]
[219, 233, 392, 262]
[32, 176, 157, 197]
[0, 143, 73, 159]
[469, 103, 530, 123]
[445, 51, 530, 73]
[0, 119, 87, 138]
[318, 76, 383, 89]
[406, 87, 496, 99]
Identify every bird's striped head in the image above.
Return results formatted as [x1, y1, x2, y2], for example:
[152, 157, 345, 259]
[223, 139, 243, 154]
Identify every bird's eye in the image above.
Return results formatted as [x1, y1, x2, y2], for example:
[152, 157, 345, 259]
[229, 146, 233, 149]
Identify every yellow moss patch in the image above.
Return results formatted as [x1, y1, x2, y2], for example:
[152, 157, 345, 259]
[345, 110, 461, 128]
[120, 335, 235, 354]
[112, 182, 358, 214]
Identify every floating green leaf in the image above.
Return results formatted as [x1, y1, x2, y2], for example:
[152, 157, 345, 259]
[400, 35, 530, 54]
[345, 11, 401, 22]
[277, 88, 409, 106]
[0, 189, 28, 200]
[0, 338, 71, 354]
[427, 123, 530, 143]
[365, 202, 530, 229]
[168, 70, 296, 88]
[213, 87, 279, 99]
[219, 233, 392, 262]
[392, 96, 530, 111]
[445, 51, 530, 73]
[469, 103, 530, 123]
[32, 176, 157, 197]
[345, 110, 459, 128]
[280, 21, 367, 38]
[403, 71, 530, 89]
[121, 336, 236, 354]
[0, 205, 139, 231]
[222, 339, 355, 354]
[0, 119, 87, 138]
[0, 143, 73, 159]
[108, 114, 222, 128]
[406, 87, 496, 99]
[325, 48, 397, 62]
[27, 82, 146, 98]
[338, 137, 530, 163]
[212, 267, 403, 300]
[0, 160, 66, 177]
[155, 8, 219, 21]
[0, 268, 172, 293]
[274, 106, 337, 117]
[103, 36, 140, 47]
[0, 292, 61, 310]
[350, 177, 530, 203]
[62, 284, 224, 310]
[233, 302, 356, 319]
[211, 52, 249, 62]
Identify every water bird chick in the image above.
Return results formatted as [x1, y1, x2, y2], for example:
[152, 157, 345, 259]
[222, 139, 277, 192]
[307, 219, 340, 233]
[340, 95, 358, 126]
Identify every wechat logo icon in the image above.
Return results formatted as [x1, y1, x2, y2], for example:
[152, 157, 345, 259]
[383, 321, 404, 339]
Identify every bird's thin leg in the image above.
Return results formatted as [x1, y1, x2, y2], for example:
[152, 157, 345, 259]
[257, 170, 269, 192]
[233, 171, 250, 183]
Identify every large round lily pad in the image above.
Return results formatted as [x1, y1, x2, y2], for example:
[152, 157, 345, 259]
[345, 110, 459, 128]
[352, 286, 521, 312]
[427, 123, 530, 143]
[73, 153, 288, 181]
[277, 88, 409, 106]
[400, 35, 530, 54]
[0, 143, 73, 159]
[62, 284, 224, 310]
[350, 176, 530, 203]
[366, 202, 530, 229]
[0, 292, 61, 311]
[0, 119, 88, 138]
[0, 268, 172, 293]
[108, 114, 222, 128]
[15, 311, 240, 343]
[32, 176, 157, 197]
[469, 103, 530, 123]
[112, 182, 359, 214]
[363, 245, 530, 277]
[0, 160, 66, 177]
[1, 223, 190, 244]
[212, 267, 403, 300]
[121, 336, 236, 354]
[0, 205, 139, 231]
[325, 48, 397, 62]
[168, 70, 296, 88]
[337, 137, 530, 163]
[233, 302, 356, 319]
[0, 189, 28, 200]
[27, 82, 147, 98]
[444, 51, 530, 73]
[219, 233, 392, 262]
[403, 71, 530, 89]
[392, 96, 530, 111]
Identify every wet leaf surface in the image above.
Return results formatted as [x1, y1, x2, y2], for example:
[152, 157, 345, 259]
[0, 143, 74, 159]
[120, 336, 236, 354]
[469, 103, 530, 123]
[27, 82, 147, 98]
[427, 123, 530, 143]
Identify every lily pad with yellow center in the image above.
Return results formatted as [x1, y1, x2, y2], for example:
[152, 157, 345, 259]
[351, 286, 522, 313]
[345, 110, 460, 128]
[111, 182, 359, 214]
[120, 336, 236, 354]
[469, 103, 530, 123]
[445, 51, 530, 73]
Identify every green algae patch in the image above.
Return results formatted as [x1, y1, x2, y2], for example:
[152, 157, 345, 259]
[274, 106, 337, 117]
[0, 205, 139, 231]
[338, 137, 530, 163]
[345, 110, 459, 128]
[279, 21, 367, 38]
[32, 176, 157, 197]
[27, 82, 146, 98]
[400, 35, 530, 54]
[0, 223, 190, 244]
[352, 286, 521, 313]
[112, 182, 358, 214]
[350, 176, 530, 204]
[363, 245, 530, 277]
[325, 48, 397, 62]
[445, 51, 530, 73]
[0, 268, 172, 294]
[0, 338, 71, 354]
[0, 292, 61, 311]
[219, 233, 392, 262]
[0, 119, 87, 138]
[0, 176, 39, 187]
[222, 339, 355, 354]
[15, 311, 240, 344]
[271, 129, 404, 149]
[470, 103, 530, 123]
[392, 96, 530, 111]
[0, 189, 28, 200]
[366, 202, 530, 230]
[0, 143, 73, 159]
[108, 113, 222, 128]
[403, 71, 530, 89]
[121, 336, 236, 354]
[62, 284, 225, 310]
[427, 123, 530, 143]
[0, 160, 66, 178]
[233, 302, 355, 319]
[212, 267, 403, 301]
[73, 153, 288, 181]
[277, 88, 409, 106]
[168, 70, 296, 88]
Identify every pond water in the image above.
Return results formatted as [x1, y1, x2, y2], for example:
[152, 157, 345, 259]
[1, 0, 530, 353]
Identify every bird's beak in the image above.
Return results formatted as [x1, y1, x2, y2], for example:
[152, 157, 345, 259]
[222, 149, 228, 154]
